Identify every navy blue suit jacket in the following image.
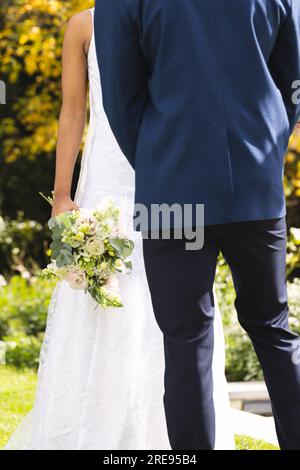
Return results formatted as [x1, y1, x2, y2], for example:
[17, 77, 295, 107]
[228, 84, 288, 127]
[95, 0, 300, 226]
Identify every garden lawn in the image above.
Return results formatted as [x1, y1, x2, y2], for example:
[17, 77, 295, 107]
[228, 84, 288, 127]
[0, 365, 279, 450]
[0, 365, 36, 448]
[235, 435, 278, 451]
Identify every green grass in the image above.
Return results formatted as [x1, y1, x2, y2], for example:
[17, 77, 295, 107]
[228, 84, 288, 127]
[0, 365, 37, 448]
[235, 434, 279, 450]
[0, 365, 279, 450]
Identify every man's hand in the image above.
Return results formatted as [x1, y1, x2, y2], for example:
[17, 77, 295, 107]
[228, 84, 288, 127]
[51, 195, 79, 218]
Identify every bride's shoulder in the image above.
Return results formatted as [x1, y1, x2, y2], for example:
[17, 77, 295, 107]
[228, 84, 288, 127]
[68, 10, 92, 31]
[64, 10, 93, 53]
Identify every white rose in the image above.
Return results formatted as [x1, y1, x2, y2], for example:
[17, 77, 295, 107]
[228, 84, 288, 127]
[104, 275, 120, 295]
[65, 268, 88, 290]
[85, 237, 105, 256]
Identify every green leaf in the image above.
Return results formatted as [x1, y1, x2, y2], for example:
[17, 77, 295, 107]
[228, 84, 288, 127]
[55, 212, 73, 230]
[50, 239, 63, 251]
[55, 249, 74, 268]
[49, 240, 72, 260]
[124, 260, 133, 273]
[48, 217, 57, 230]
[124, 260, 132, 269]
[39, 192, 54, 207]
[109, 238, 134, 259]
[51, 224, 64, 240]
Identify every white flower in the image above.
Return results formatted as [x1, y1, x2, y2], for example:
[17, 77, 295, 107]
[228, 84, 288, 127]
[0, 275, 7, 288]
[85, 237, 105, 257]
[0, 217, 6, 233]
[21, 271, 31, 280]
[102, 276, 120, 300]
[74, 209, 98, 234]
[46, 261, 58, 274]
[100, 288, 118, 303]
[65, 268, 88, 290]
[290, 227, 300, 242]
[45, 261, 64, 279]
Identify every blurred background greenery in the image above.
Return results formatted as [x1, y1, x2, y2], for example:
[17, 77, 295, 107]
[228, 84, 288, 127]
[0, 0, 299, 379]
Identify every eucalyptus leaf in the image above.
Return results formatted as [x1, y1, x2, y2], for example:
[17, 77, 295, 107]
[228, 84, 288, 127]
[50, 239, 64, 251]
[56, 249, 74, 268]
[124, 260, 132, 272]
[48, 217, 57, 230]
[51, 224, 64, 240]
[50, 240, 72, 261]
[55, 212, 73, 230]
[62, 243, 72, 252]
[50, 248, 60, 260]
[109, 238, 134, 258]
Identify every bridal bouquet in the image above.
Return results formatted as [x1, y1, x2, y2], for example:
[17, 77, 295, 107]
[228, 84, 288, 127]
[40, 198, 134, 308]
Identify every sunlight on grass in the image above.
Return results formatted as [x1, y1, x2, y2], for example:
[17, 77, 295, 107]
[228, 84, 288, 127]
[0, 365, 37, 448]
[235, 434, 279, 450]
[0, 365, 280, 450]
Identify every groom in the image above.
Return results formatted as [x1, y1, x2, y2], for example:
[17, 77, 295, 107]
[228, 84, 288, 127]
[95, 0, 300, 449]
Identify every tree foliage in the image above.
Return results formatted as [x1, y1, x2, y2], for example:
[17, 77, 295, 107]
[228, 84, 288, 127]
[0, 0, 93, 163]
[0, 0, 93, 221]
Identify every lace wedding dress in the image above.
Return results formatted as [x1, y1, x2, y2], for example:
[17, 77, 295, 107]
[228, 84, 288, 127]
[6, 9, 234, 450]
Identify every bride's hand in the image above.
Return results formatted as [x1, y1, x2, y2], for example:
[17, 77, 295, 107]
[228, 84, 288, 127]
[51, 195, 79, 218]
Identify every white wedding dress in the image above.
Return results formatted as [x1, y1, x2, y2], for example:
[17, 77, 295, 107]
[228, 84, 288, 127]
[6, 9, 234, 450]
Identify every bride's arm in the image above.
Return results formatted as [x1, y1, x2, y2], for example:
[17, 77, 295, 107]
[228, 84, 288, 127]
[52, 12, 92, 217]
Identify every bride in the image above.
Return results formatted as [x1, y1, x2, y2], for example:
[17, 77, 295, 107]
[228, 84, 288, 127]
[6, 7, 234, 450]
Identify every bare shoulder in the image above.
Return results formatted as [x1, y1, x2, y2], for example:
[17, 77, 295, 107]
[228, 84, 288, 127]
[65, 10, 92, 51]
[68, 10, 92, 32]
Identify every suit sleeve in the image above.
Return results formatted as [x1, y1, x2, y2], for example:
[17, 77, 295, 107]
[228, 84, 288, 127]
[269, 0, 300, 133]
[94, 0, 148, 169]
